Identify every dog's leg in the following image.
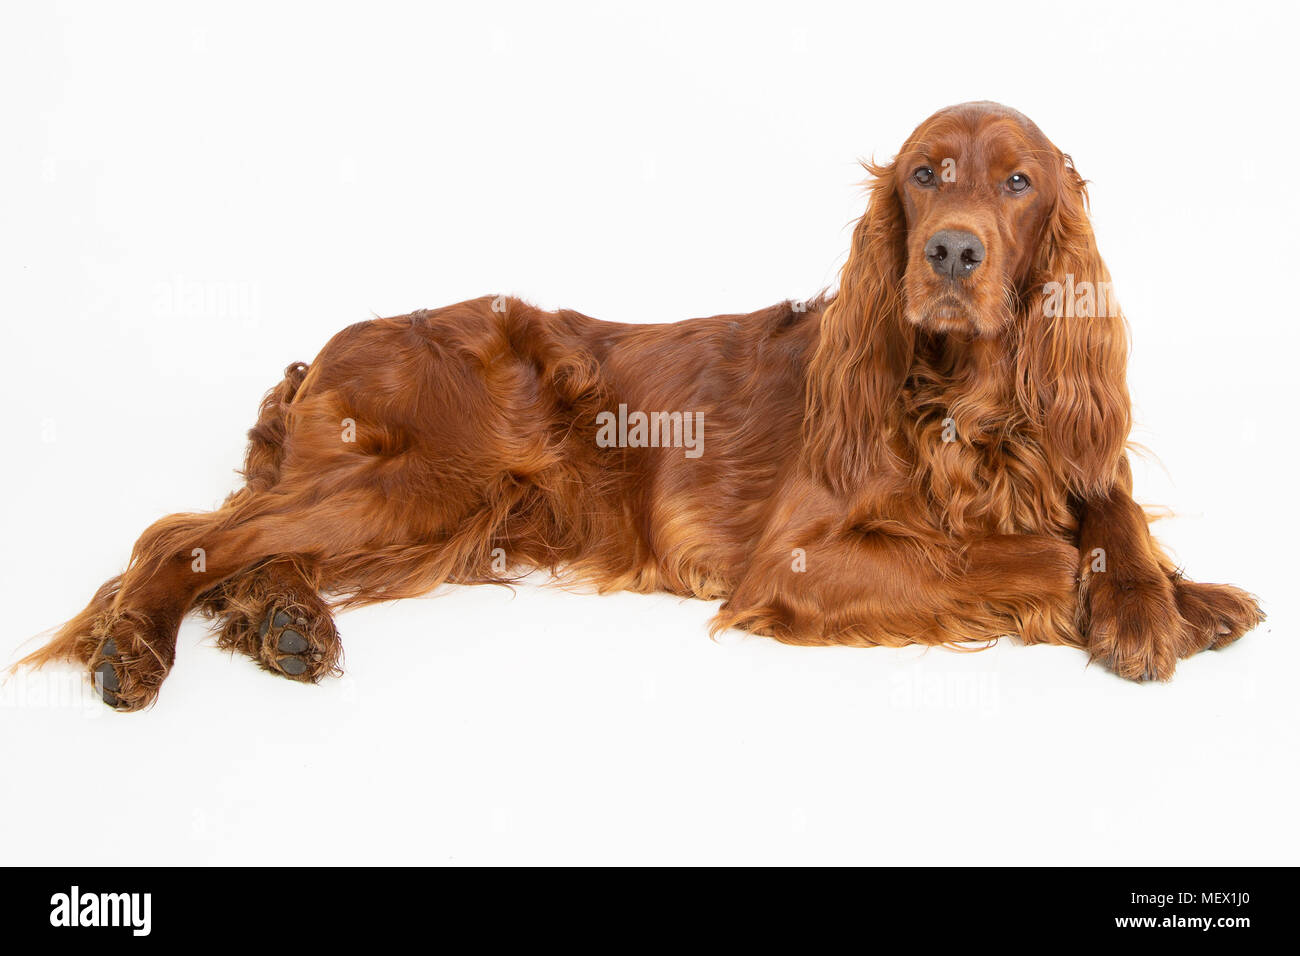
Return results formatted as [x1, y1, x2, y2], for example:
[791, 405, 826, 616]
[1077, 458, 1264, 681]
[197, 556, 341, 682]
[16, 508, 241, 710]
[20, 481, 413, 710]
[715, 528, 1083, 651]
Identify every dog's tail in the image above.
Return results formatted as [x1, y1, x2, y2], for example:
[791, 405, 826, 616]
[238, 361, 310, 493]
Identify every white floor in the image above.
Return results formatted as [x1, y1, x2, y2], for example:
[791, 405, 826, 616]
[2, 505, 1293, 865]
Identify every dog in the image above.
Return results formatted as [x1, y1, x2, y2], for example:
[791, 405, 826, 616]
[17, 101, 1264, 710]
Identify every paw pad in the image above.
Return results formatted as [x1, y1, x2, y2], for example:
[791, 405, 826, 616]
[95, 637, 122, 707]
[278, 629, 309, 654]
[260, 607, 318, 679]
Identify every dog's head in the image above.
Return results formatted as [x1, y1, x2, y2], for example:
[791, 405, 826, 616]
[805, 102, 1131, 495]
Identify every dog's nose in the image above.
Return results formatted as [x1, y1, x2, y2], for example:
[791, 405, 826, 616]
[925, 230, 985, 279]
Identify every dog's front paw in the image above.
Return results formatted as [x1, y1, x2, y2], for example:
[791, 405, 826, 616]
[1082, 572, 1183, 682]
[1172, 578, 1265, 655]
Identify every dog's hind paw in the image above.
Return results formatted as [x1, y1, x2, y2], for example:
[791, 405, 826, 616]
[85, 615, 172, 711]
[233, 602, 341, 682]
[257, 607, 330, 678]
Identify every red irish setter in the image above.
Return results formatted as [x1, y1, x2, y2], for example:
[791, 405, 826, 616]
[18, 101, 1264, 710]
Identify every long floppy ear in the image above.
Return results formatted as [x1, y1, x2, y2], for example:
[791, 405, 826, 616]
[804, 161, 915, 493]
[1017, 154, 1131, 497]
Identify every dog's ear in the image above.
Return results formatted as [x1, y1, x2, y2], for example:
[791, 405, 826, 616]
[804, 160, 915, 493]
[1016, 154, 1131, 496]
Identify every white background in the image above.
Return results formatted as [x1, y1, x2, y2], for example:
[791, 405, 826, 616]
[2, 0, 1297, 865]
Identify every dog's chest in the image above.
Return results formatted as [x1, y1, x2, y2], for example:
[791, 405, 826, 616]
[909, 410, 1073, 538]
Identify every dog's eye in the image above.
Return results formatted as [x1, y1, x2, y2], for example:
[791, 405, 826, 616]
[1006, 172, 1031, 194]
[912, 166, 935, 186]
